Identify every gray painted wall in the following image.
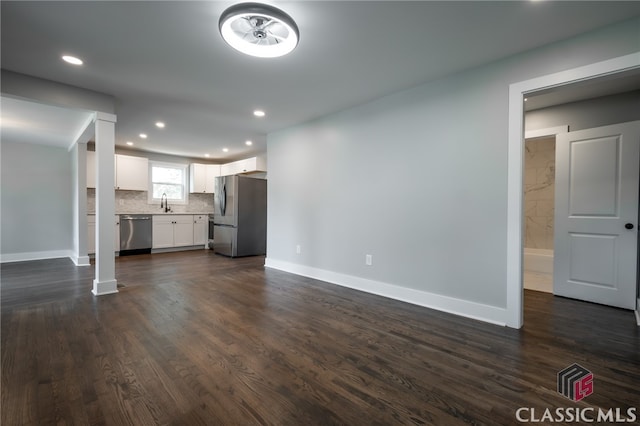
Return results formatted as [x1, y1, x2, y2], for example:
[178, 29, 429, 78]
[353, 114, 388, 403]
[525, 90, 640, 132]
[1, 139, 73, 256]
[266, 17, 640, 314]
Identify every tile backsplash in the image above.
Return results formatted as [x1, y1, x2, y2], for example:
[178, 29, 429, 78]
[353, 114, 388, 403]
[524, 137, 555, 250]
[87, 189, 214, 214]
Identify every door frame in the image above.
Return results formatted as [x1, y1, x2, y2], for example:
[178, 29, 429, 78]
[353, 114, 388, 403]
[506, 52, 640, 328]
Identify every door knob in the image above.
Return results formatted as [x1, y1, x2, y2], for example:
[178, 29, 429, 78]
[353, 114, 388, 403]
[625, 223, 634, 230]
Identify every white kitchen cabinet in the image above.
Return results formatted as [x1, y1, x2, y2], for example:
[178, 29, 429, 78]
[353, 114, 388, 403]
[220, 161, 240, 176]
[193, 214, 208, 246]
[220, 156, 266, 176]
[189, 164, 221, 193]
[152, 215, 194, 248]
[87, 153, 148, 190]
[87, 215, 120, 254]
[115, 154, 148, 191]
[152, 216, 174, 249]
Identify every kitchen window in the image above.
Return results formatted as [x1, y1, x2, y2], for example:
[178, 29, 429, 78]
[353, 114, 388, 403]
[148, 161, 189, 205]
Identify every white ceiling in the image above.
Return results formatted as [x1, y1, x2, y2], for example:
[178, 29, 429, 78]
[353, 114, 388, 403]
[2, 1, 640, 161]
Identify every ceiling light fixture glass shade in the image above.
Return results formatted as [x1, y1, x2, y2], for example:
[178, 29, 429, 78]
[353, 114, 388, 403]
[219, 2, 299, 58]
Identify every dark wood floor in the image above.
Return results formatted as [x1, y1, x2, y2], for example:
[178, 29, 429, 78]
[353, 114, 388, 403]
[2, 251, 638, 425]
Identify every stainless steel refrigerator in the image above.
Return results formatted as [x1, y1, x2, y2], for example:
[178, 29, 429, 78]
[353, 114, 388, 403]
[213, 175, 267, 257]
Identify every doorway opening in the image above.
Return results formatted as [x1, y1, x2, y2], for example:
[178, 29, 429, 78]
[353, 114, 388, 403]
[522, 134, 556, 294]
[506, 53, 640, 328]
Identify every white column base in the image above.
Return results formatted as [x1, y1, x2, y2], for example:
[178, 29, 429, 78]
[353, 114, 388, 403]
[92, 279, 118, 296]
[71, 255, 91, 266]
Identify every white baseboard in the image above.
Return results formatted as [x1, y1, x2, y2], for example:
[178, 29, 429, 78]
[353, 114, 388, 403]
[264, 258, 507, 326]
[70, 255, 91, 266]
[0, 250, 73, 263]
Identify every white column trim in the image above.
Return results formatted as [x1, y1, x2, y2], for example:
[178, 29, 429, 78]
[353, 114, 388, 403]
[506, 52, 640, 329]
[92, 114, 118, 296]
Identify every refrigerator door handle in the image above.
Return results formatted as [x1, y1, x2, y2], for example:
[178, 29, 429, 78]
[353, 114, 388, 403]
[222, 182, 227, 216]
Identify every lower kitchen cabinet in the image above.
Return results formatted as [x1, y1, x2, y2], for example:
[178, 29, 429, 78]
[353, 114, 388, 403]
[193, 214, 208, 246]
[87, 215, 120, 254]
[152, 215, 194, 249]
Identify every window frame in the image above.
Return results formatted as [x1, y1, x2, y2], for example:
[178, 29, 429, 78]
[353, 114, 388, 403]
[147, 161, 189, 205]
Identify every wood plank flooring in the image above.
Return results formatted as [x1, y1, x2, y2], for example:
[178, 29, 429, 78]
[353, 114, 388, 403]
[2, 250, 639, 425]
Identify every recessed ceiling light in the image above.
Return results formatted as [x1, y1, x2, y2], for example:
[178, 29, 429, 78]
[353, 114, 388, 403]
[524, 98, 528, 102]
[219, 2, 299, 58]
[253, 110, 265, 117]
[126, 141, 134, 146]
[204, 153, 210, 158]
[223, 148, 229, 153]
[62, 55, 83, 65]
[245, 140, 253, 146]
[155, 121, 165, 128]
[139, 133, 148, 139]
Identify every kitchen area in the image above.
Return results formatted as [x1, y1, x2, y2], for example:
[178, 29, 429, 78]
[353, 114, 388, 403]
[86, 149, 267, 259]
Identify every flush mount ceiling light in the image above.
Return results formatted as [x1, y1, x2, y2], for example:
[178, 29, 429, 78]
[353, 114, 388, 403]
[219, 2, 299, 58]
[62, 55, 83, 65]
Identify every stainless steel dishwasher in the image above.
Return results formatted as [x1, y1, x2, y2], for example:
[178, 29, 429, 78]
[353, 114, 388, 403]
[119, 215, 152, 255]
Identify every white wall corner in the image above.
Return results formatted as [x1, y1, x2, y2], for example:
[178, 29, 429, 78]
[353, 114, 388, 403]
[70, 113, 97, 151]
[265, 258, 508, 327]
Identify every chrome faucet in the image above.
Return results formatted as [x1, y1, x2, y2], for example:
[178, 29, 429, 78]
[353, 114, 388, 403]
[160, 193, 170, 213]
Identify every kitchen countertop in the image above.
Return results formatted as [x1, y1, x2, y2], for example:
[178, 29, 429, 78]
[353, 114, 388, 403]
[88, 212, 213, 215]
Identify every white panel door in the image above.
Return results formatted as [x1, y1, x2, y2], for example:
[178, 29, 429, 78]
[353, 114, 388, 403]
[554, 121, 639, 309]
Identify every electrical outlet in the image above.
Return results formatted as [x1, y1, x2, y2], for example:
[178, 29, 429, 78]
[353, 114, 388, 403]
[296, 245, 301, 255]
[119, 199, 124, 206]
[365, 254, 372, 266]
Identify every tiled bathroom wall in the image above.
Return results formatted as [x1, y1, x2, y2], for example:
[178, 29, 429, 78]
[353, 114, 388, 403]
[87, 189, 214, 214]
[524, 136, 555, 249]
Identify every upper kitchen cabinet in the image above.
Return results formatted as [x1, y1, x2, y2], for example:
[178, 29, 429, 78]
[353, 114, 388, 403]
[220, 156, 266, 176]
[115, 154, 148, 191]
[189, 164, 221, 193]
[87, 152, 148, 191]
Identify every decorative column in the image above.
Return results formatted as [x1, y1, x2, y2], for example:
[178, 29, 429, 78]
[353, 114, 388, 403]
[72, 141, 90, 266]
[92, 112, 118, 296]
